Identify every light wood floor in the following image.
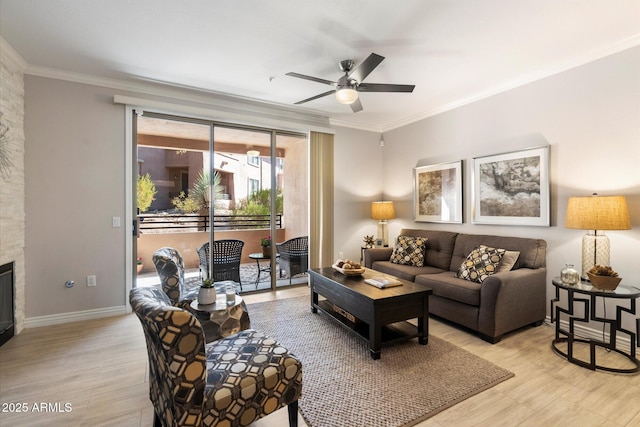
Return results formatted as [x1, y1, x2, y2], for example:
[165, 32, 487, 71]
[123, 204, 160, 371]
[1, 286, 638, 427]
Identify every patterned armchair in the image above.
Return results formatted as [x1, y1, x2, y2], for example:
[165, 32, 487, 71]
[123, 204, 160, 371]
[276, 236, 309, 285]
[152, 247, 199, 308]
[130, 287, 302, 427]
[197, 240, 244, 290]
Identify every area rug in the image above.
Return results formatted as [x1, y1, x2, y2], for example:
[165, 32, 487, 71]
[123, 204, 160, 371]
[247, 296, 514, 427]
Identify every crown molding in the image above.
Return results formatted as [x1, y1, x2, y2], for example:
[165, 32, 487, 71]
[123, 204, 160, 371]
[0, 37, 28, 72]
[24, 64, 332, 132]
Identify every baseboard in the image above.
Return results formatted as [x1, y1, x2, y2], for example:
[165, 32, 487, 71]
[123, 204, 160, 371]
[545, 315, 633, 349]
[24, 306, 127, 329]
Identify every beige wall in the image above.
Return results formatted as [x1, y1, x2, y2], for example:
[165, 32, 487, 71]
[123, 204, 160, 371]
[24, 77, 127, 318]
[282, 136, 308, 241]
[137, 228, 286, 272]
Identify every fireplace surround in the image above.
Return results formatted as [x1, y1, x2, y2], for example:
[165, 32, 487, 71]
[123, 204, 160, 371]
[0, 261, 15, 347]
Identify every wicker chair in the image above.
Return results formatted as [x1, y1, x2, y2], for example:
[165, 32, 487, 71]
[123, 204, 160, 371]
[130, 287, 302, 427]
[197, 240, 244, 290]
[276, 236, 308, 285]
[152, 247, 198, 308]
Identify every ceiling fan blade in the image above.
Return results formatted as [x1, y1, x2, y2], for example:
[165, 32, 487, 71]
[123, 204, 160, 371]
[286, 72, 336, 86]
[350, 98, 363, 113]
[348, 53, 384, 83]
[293, 90, 335, 105]
[358, 83, 415, 93]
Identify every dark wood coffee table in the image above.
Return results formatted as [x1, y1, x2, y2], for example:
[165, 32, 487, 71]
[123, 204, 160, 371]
[309, 267, 432, 360]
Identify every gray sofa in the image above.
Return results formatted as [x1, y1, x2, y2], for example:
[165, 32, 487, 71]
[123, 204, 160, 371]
[364, 228, 547, 343]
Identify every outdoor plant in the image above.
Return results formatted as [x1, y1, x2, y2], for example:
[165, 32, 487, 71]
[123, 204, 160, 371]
[233, 188, 283, 216]
[201, 278, 214, 288]
[260, 235, 271, 247]
[171, 191, 201, 213]
[137, 257, 143, 265]
[137, 173, 157, 212]
[171, 170, 221, 213]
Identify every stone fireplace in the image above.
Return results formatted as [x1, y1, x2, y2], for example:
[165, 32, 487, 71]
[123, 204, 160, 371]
[0, 38, 26, 335]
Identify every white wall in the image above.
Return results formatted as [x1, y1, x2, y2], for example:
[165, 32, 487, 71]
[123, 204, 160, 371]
[333, 47, 640, 317]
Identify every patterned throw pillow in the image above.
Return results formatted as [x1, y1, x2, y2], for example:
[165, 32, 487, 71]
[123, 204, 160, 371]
[457, 245, 506, 283]
[389, 235, 428, 267]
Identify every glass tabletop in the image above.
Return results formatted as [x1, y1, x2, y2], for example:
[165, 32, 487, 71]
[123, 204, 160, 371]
[552, 277, 640, 298]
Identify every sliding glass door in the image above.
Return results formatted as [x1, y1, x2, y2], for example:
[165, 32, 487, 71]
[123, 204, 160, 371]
[132, 112, 308, 293]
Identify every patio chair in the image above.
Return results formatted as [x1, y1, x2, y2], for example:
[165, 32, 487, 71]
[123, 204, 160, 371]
[152, 247, 198, 309]
[129, 287, 302, 427]
[197, 240, 245, 290]
[276, 236, 308, 285]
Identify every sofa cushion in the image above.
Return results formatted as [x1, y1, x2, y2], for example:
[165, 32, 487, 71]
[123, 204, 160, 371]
[493, 248, 520, 273]
[456, 246, 505, 283]
[398, 229, 458, 270]
[371, 260, 446, 282]
[449, 233, 546, 271]
[390, 235, 428, 267]
[415, 271, 481, 306]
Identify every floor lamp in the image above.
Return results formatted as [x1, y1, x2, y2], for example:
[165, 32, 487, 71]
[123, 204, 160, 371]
[565, 194, 631, 280]
[371, 201, 395, 247]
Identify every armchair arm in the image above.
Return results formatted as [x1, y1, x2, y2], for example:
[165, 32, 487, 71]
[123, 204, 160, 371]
[364, 247, 393, 268]
[478, 268, 547, 339]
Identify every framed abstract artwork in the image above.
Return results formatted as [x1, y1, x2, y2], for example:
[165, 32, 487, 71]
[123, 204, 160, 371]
[472, 146, 550, 226]
[413, 160, 462, 223]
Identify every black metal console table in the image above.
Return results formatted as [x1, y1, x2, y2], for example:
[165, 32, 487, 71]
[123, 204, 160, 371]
[550, 278, 640, 374]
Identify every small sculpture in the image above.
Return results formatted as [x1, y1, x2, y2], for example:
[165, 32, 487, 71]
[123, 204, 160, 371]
[363, 235, 375, 248]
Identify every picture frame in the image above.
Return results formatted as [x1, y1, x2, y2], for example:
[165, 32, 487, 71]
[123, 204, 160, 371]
[472, 146, 550, 226]
[413, 160, 463, 223]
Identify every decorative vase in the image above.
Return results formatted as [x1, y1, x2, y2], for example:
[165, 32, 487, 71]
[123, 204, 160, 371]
[560, 264, 580, 285]
[198, 286, 216, 305]
[262, 245, 271, 258]
[136, 264, 143, 274]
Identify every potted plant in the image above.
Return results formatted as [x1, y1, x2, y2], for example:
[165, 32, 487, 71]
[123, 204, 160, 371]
[136, 257, 144, 274]
[198, 278, 217, 305]
[261, 235, 272, 257]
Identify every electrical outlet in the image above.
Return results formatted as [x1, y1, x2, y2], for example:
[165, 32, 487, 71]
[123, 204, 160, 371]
[87, 275, 97, 287]
[112, 216, 121, 227]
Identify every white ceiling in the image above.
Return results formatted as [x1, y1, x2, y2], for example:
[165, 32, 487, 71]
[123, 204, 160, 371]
[1, 0, 639, 132]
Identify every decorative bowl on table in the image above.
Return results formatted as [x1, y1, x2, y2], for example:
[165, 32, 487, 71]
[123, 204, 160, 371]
[587, 273, 622, 291]
[332, 259, 365, 276]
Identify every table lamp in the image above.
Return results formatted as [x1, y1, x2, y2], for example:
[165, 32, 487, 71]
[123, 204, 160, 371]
[565, 194, 630, 280]
[371, 201, 395, 246]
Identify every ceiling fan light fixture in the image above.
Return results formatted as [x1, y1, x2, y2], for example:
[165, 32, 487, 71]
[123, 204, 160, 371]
[335, 87, 359, 105]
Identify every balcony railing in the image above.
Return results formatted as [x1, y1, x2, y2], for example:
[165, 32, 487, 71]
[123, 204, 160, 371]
[138, 213, 282, 233]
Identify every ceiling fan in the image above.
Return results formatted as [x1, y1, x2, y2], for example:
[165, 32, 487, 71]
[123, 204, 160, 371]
[286, 53, 415, 113]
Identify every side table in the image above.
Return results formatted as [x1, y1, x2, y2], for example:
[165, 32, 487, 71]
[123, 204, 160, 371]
[550, 278, 640, 374]
[248, 252, 281, 287]
[190, 294, 251, 342]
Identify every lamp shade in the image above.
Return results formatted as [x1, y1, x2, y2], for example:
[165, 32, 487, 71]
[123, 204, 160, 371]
[371, 201, 396, 220]
[246, 149, 260, 157]
[335, 87, 359, 105]
[565, 195, 630, 230]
